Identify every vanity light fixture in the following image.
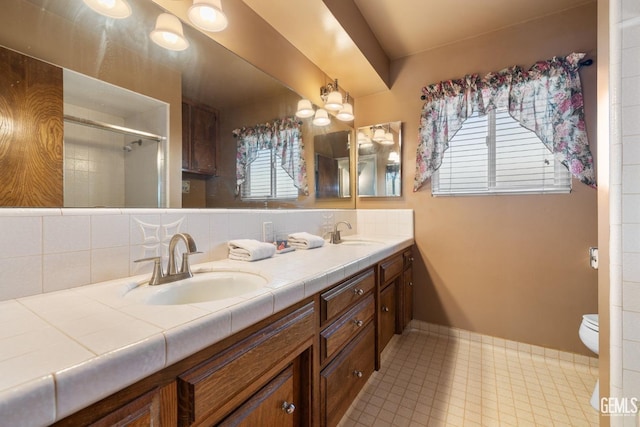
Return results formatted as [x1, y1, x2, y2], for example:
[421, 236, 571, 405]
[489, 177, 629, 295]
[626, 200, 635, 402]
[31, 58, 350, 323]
[151, 13, 190, 51]
[336, 93, 354, 122]
[320, 79, 343, 111]
[312, 108, 331, 126]
[82, 0, 131, 19]
[295, 99, 315, 119]
[188, 0, 228, 32]
[388, 151, 400, 163]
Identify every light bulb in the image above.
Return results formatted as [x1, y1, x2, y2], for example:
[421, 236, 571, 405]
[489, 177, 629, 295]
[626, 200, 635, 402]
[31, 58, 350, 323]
[150, 13, 189, 51]
[82, 0, 131, 18]
[188, 0, 228, 32]
[312, 109, 330, 126]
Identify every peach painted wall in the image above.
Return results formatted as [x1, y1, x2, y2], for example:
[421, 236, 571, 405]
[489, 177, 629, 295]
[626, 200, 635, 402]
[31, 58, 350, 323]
[355, 3, 598, 355]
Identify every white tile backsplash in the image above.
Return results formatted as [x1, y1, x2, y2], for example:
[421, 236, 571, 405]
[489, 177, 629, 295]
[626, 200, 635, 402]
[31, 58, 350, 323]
[0, 209, 413, 302]
[43, 215, 90, 254]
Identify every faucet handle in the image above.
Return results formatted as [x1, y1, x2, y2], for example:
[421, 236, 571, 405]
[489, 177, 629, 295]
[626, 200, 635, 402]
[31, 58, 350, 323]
[134, 256, 164, 285]
[180, 251, 202, 275]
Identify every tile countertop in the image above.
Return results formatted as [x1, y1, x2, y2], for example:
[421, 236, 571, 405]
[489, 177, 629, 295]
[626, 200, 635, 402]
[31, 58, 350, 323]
[0, 235, 413, 426]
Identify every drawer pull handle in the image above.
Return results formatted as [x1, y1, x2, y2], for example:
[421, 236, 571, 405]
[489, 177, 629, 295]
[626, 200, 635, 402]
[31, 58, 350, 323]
[382, 306, 390, 312]
[408, 281, 413, 287]
[282, 401, 296, 415]
[353, 288, 364, 296]
[353, 370, 363, 378]
[353, 319, 363, 327]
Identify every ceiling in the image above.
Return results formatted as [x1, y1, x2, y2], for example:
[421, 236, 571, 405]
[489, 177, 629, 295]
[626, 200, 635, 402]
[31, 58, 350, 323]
[242, 0, 595, 98]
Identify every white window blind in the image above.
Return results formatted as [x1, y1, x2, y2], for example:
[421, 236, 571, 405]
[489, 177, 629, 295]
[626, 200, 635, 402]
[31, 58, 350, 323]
[432, 109, 571, 196]
[241, 147, 299, 200]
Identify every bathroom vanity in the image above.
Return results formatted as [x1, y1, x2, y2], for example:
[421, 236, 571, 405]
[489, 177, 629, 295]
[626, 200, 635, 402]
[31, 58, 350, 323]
[45, 244, 413, 426]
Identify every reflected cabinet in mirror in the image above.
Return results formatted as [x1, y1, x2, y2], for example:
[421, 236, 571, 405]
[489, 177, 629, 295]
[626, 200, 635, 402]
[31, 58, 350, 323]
[314, 131, 351, 199]
[0, 0, 354, 209]
[356, 122, 402, 197]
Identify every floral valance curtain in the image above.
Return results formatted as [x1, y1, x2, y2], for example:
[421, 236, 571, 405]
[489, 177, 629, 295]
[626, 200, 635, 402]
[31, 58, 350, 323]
[233, 116, 309, 195]
[414, 52, 596, 191]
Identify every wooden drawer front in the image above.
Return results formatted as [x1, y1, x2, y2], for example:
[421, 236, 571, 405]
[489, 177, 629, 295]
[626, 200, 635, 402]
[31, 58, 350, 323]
[219, 364, 296, 427]
[320, 294, 374, 364]
[321, 269, 375, 324]
[380, 255, 403, 285]
[177, 303, 314, 426]
[321, 323, 375, 427]
[379, 283, 397, 351]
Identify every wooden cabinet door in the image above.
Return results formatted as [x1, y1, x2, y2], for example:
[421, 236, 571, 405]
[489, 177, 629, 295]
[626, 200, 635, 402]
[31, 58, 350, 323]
[87, 383, 176, 427]
[182, 101, 217, 175]
[219, 364, 298, 427]
[379, 282, 397, 351]
[403, 265, 414, 330]
[189, 105, 217, 174]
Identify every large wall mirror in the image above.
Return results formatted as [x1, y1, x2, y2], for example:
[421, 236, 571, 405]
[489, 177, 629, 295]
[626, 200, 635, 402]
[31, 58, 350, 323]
[0, 0, 354, 209]
[356, 122, 402, 197]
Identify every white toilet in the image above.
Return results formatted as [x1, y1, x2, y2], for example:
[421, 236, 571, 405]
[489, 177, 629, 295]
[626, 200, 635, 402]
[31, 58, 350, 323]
[578, 314, 599, 410]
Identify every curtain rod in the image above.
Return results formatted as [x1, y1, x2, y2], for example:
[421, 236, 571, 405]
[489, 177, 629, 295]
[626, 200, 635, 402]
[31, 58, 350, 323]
[419, 58, 595, 101]
[63, 115, 165, 142]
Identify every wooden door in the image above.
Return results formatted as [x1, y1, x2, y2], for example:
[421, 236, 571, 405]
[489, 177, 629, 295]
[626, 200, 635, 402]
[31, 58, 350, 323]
[0, 46, 63, 206]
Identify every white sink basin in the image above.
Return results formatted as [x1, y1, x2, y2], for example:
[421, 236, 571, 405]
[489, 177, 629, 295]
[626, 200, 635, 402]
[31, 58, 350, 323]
[123, 270, 268, 305]
[338, 239, 383, 246]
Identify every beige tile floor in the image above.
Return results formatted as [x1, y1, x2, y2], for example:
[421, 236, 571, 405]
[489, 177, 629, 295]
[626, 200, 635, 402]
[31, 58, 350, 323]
[339, 328, 599, 427]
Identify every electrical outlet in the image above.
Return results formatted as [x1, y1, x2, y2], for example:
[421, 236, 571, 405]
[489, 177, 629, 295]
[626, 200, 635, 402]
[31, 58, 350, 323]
[182, 180, 190, 194]
[262, 221, 274, 243]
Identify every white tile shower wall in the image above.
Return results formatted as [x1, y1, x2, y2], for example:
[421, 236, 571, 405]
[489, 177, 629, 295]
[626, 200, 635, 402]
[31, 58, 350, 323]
[0, 208, 395, 301]
[617, 0, 640, 424]
[64, 104, 126, 208]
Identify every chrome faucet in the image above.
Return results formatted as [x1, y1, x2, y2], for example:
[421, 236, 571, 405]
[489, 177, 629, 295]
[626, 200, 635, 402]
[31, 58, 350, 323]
[135, 233, 200, 285]
[330, 221, 352, 244]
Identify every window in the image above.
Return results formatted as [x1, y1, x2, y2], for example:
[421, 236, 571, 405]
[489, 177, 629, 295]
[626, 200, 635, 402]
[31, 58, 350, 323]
[432, 109, 571, 196]
[241, 146, 299, 200]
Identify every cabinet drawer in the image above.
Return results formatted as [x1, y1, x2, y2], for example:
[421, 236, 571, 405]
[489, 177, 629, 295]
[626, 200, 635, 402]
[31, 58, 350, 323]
[380, 254, 403, 285]
[321, 269, 375, 325]
[321, 323, 375, 427]
[218, 364, 296, 427]
[320, 294, 374, 364]
[177, 303, 314, 426]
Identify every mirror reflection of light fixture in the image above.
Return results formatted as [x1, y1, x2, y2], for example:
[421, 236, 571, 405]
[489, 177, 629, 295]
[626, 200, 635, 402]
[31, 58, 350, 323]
[312, 108, 331, 126]
[151, 13, 190, 51]
[295, 99, 315, 118]
[388, 151, 400, 163]
[336, 93, 354, 121]
[82, 0, 131, 19]
[321, 79, 343, 111]
[357, 132, 373, 149]
[188, 0, 228, 32]
[372, 128, 386, 142]
[380, 132, 395, 145]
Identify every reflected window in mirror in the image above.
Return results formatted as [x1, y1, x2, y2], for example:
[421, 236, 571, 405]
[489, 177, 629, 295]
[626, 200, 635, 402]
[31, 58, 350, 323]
[234, 117, 308, 201]
[356, 122, 402, 197]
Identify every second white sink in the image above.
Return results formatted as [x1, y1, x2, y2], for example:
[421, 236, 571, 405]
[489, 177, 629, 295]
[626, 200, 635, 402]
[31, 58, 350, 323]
[123, 270, 268, 305]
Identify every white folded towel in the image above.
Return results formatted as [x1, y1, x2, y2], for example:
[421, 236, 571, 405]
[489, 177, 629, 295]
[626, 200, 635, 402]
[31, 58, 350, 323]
[228, 239, 276, 261]
[288, 232, 325, 250]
